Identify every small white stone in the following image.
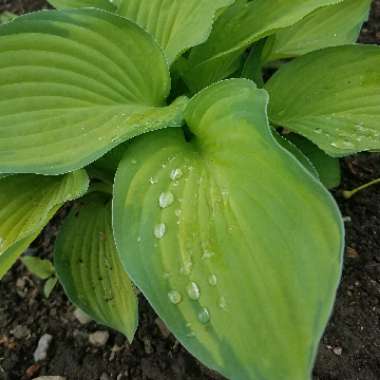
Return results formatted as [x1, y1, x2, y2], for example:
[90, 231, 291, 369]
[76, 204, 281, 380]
[32, 377, 66, 380]
[89, 330, 109, 347]
[33, 334, 53, 362]
[73, 308, 92, 325]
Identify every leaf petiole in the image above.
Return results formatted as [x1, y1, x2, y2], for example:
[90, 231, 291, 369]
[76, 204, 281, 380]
[343, 178, 380, 199]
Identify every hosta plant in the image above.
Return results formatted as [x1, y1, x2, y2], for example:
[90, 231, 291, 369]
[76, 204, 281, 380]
[0, 0, 379, 379]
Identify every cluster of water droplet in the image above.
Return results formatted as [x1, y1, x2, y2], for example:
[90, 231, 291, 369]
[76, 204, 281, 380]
[148, 162, 228, 330]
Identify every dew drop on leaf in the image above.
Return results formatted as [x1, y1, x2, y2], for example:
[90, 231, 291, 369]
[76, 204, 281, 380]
[149, 177, 158, 185]
[198, 307, 210, 324]
[159, 192, 174, 208]
[187, 282, 200, 300]
[154, 223, 166, 239]
[170, 168, 183, 181]
[168, 290, 182, 304]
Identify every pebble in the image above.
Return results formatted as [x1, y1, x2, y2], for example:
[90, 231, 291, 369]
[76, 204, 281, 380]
[89, 331, 109, 347]
[73, 308, 92, 325]
[11, 324, 31, 339]
[32, 377, 66, 380]
[33, 334, 53, 362]
[333, 346, 343, 356]
[100, 373, 110, 380]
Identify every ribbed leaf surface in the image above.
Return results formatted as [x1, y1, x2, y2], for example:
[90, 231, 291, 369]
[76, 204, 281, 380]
[183, 0, 342, 92]
[0, 171, 89, 278]
[55, 194, 138, 340]
[263, 0, 372, 62]
[266, 45, 380, 156]
[0, 9, 185, 175]
[118, 0, 233, 64]
[113, 80, 343, 380]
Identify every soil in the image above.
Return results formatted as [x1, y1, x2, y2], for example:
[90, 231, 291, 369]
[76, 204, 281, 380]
[0, 1, 379, 380]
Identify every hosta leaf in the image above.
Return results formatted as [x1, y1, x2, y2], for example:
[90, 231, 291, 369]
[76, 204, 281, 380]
[113, 80, 343, 380]
[286, 134, 341, 189]
[55, 194, 138, 340]
[0, 9, 186, 175]
[182, 0, 342, 92]
[262, 0, 372, 62]
[0, 170, 89, 278]
[47, 0, 116, 11]
[265, 45, 380, 156]
[117, 0, 233, 65]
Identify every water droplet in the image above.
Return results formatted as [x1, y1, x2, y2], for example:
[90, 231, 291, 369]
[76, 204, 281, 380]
[168, 290, 182, 304]
[131, 159, 137, 164]
[198, 307, 210, 324]
[186, 282, 200, 300]
[175, 209, 182, 217]
[154, 223, 166, 239]
[149, 177, 158, 185]
[202, 250, 215, 260]
[163, 272, 171, 279]
[219, 296, 227, 310]
[170, 168, 183, 181]
[314, 128, 322, 134]
[137, 236, 142, 243]
[208, 274, 217, 286]
[159, 192, 174, 208]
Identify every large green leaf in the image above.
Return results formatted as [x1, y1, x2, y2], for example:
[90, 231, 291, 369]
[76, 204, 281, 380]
[47, 0, 116, 11]
[117, 0, 234, 65]
[0, 9, 186, 175]
[182, 0, 342, 92]
[0, 170, 89, 278]
[265, 45, 380, 156]
[262, 0, 372, 62]
[113, 80, 343, 380]
[55, 194, 138, 340]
